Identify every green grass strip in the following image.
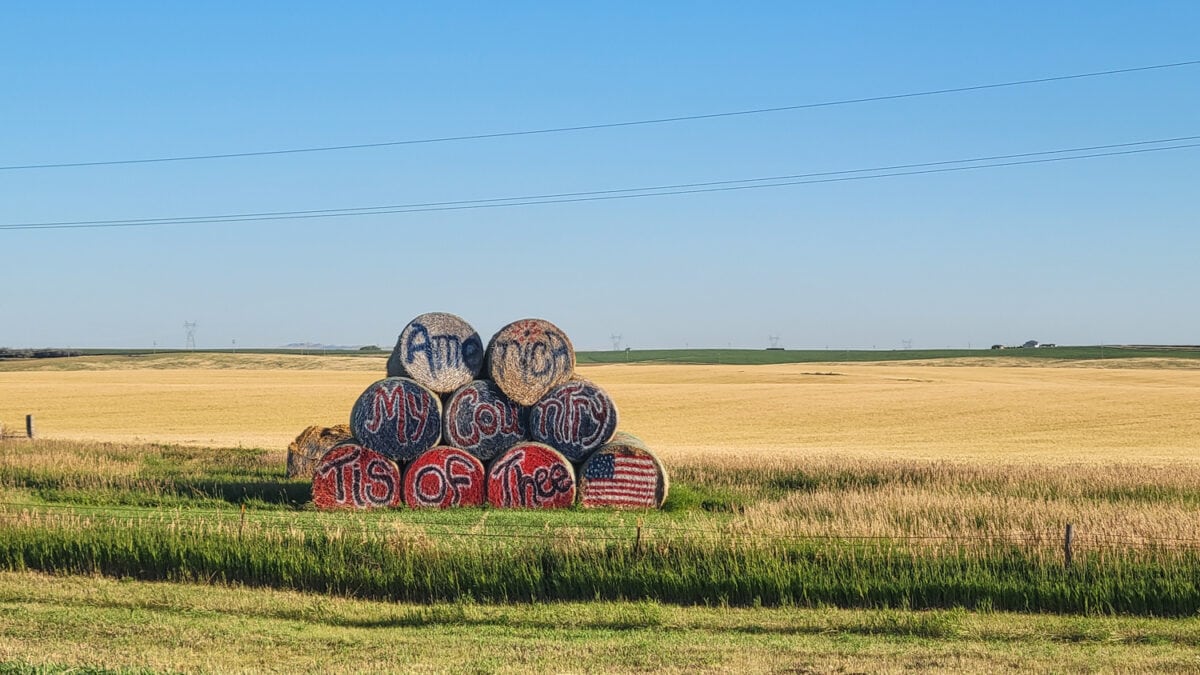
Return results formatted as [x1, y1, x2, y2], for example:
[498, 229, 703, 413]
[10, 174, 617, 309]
[0, 522, 1196, 615]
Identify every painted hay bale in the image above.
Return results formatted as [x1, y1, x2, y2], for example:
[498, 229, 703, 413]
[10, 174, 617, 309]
[312, 443, 403, 510]
[578, 435, 669, 509]
[443, 380, 528, 461]
[350, 377, 443, 463]
[403, 446, 486, 508]
[487, 442, 576, 508]
[286, 424, 353, 479]
[386, 312, 485, 393]
[528, 379, 617, 462]
[486, 318, 575, 406]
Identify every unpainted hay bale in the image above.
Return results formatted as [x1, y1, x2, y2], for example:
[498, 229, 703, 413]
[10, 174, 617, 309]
[386, 312, 485, 393]
[486, 442, 576, 508]
[312, 443, 403, 510]
[350, 377, 443, 463]
[578, 433, 669, 509]
[528, 379, 617, 462]
[286, 424, 353, 479]
[403, 446, 486, 508]
[443, 380, 528, 461]
[486, 318, 575, 406]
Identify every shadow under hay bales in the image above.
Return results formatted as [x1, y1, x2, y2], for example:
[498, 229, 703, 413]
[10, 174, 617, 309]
[174, 478, 312, 508]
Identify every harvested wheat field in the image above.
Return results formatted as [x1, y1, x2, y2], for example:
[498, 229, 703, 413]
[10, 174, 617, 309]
[1, 353, 1197, 464]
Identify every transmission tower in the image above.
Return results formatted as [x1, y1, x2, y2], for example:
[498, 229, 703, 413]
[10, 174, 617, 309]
[768, 335, 781, 349]
[901, 338, 913, 350]
[183, 321, 197, 350]
[610, 334, 623, 351]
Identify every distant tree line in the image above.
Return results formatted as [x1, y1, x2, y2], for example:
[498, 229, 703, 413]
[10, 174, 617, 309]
[0, 348, 83, 359]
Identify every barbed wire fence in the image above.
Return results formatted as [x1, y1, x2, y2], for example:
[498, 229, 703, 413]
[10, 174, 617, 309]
[2, 499, 1199, 563]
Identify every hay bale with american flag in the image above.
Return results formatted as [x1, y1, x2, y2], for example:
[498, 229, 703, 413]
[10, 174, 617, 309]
[578, 432, 669, 509]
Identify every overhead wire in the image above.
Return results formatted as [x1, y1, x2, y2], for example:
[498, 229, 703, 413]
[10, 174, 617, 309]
[2, 135, 1197, 231]
[2, 59, 1198, 171]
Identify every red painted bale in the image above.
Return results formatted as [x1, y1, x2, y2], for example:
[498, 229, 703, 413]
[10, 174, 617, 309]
[486, 442, 576, 509]
[312, 443, 403, 510]
[403, 446, 486, 508]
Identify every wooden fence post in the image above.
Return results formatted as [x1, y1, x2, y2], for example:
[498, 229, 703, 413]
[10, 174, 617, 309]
[1064, 523, 1074, 569]
[634, 517, 643, 554]
[25, 415, 34, 439]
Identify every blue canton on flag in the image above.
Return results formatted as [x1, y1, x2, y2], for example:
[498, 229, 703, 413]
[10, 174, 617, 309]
[585, 453, 616, 480]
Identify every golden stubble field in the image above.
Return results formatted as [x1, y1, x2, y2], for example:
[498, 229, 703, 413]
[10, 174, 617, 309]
[1, 353, 1198, 465]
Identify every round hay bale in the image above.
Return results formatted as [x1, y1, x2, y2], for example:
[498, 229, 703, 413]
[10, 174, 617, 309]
[443, 380, 528, 461]
[486, 442, 576, 508]
[386, 312, 484, 393]
[528, 379, 617, 462]
[486, 318, 575, 406]
[578, 434, 669, 509]
[286, 424, 353, 479]
[403, 446, 486, 508]
[350, 377, 443, 463]
[312, 442, 403, 510]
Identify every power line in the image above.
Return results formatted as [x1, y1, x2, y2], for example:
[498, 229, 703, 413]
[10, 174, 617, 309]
[2, 59, 1198, 172]
[5, 134, 1196, 230]
[1, 135, 1196, 232]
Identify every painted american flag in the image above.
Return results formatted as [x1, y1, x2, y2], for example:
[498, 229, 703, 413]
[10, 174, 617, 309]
[582, 452, 659, 508]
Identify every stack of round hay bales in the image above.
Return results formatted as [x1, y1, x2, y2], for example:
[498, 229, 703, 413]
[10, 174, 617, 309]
[286, 424, 353, 478]
[300, 312, 668, 511]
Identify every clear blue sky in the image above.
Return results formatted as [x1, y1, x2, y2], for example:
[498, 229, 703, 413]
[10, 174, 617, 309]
[2, 2, 1197, 350]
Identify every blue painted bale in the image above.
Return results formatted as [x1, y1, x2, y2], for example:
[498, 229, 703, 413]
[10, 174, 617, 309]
[350, 377, 443, 463]
[528, 379, 617, 462]
[443, 380, 528, 461]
